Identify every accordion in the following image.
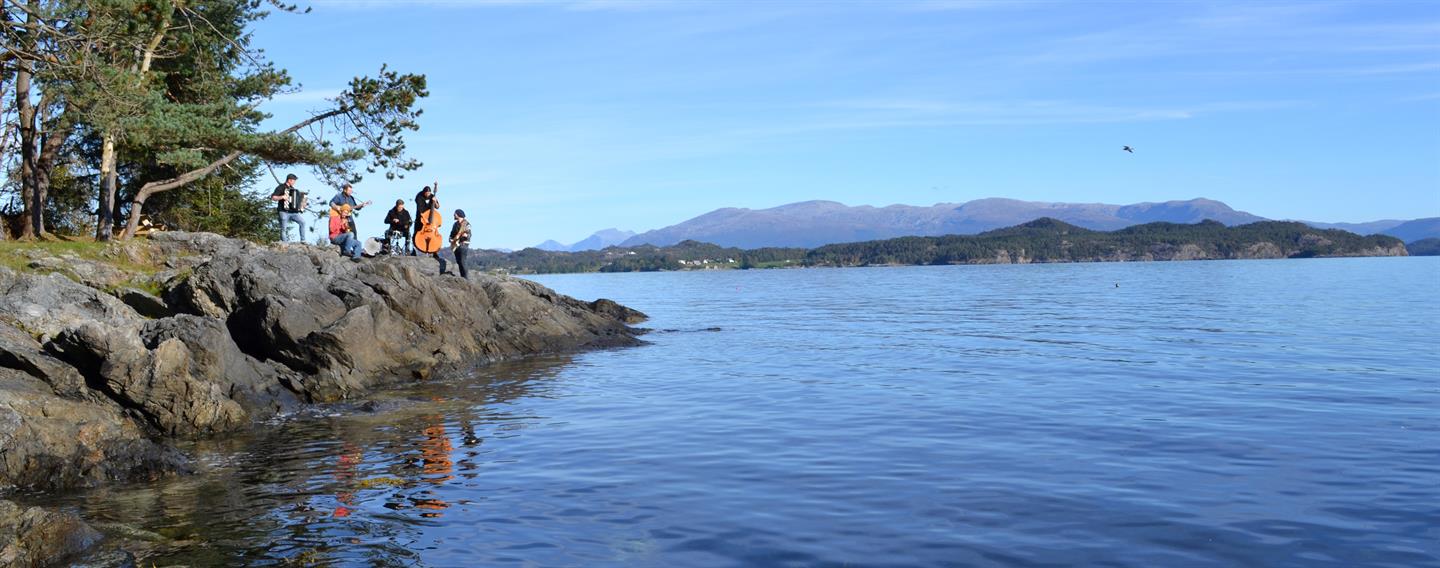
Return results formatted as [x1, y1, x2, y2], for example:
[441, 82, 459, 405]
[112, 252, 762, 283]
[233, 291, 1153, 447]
[284, 189, 308, 213]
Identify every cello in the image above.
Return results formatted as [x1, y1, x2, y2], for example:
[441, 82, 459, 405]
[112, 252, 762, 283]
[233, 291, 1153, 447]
[414, 182, 443, 254]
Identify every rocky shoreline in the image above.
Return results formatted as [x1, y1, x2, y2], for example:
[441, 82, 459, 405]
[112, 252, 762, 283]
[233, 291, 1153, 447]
[0, 232, 646, 567]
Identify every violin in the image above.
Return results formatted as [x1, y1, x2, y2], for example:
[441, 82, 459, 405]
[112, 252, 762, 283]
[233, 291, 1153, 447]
[414, 181, 444, 254]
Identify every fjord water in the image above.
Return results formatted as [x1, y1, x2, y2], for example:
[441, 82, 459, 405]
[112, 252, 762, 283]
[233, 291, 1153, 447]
[54, 258, 1439, 566]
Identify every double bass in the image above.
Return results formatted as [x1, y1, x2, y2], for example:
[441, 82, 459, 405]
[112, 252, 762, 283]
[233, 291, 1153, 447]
[414, 182, 443, 254]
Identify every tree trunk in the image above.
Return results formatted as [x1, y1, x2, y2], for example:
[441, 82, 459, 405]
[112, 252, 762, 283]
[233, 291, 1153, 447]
[29, 100, 67, 238]
[96, 134, 117, 241]
[14, 14, 37, 240]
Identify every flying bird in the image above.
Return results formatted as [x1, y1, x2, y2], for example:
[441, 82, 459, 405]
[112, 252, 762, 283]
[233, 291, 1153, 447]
[1122, 146, 1134, 153]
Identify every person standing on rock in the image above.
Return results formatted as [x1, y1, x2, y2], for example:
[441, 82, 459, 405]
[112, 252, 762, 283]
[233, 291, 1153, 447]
[413, 185, 437, 255]
[329, 205, 363, 260]
[413, 185, 448, 275]
[270, 173, 308, 242]
[450, 209, 472, 278]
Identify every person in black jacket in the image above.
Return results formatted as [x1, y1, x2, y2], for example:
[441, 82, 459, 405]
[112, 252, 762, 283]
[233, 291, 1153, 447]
[450, 209, 472, 278]
[412, 185, 437, 257]
[383, 199, 412, 254]
[269, 173, 308, 242]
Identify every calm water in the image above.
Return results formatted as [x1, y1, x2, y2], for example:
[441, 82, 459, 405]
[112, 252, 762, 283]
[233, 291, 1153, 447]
[41, 258, 1440, 567]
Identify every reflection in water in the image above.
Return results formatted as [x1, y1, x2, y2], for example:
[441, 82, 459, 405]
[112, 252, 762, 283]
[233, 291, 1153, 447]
[40, 355, 576, 566]
[415, 408, 455, 516]
[332, 443, 362, 518]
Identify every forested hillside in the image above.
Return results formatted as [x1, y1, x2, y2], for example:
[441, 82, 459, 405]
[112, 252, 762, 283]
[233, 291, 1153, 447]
[469, 219, 1407, 274]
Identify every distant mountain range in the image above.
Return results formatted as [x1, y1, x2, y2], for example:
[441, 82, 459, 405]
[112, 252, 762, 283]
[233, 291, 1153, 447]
[1304, 217, 1440, 244]
[619, 197, 1269, 249]
[535, 228, 636, 252]
[533, 198, 1439, 250]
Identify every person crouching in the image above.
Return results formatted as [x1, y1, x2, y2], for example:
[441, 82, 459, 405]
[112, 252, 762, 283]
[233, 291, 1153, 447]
[329, 204, 363, 260]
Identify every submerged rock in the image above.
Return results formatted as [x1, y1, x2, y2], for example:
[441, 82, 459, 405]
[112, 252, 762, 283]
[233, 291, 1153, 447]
[0, 232, 646, 493]
[0, 499, 104, 567]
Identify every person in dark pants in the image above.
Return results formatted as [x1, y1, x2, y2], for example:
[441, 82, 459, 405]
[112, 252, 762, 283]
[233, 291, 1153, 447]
[450, 209, 472, 278]
[383, 199, 412, 254]
[270, 173, 308, 242]
[328, 205, 363, 260]
[412, 185, 436, 256]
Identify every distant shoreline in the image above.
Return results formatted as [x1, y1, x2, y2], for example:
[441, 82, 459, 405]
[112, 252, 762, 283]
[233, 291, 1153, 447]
[520, 252, 1431, 278]
[474, 218, 1411, 275]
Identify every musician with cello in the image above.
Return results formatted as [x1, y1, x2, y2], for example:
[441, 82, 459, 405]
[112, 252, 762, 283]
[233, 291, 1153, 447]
[413, 183, 450, 274]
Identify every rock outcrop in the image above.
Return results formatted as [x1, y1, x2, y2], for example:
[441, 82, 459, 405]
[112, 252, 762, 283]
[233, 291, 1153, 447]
[0, 233, 645, 497]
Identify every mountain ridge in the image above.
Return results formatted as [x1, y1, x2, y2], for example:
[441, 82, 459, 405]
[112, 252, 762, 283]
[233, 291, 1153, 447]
[535, 228, 637, 252]
[617, 197, 1271, 249]
[534, 198, 1439, 251]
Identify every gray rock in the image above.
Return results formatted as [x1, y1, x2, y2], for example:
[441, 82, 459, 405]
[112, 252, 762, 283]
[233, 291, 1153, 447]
[588, 298, 649, 325]
[24, 256, 135, 291]
[146, 230, 256, 260]
[0, 322, 93, 402]
[140, 316, 303, 419]
[0, 268, 144, 343]
[47, 323, 249, 437]
[171, 239, 643, 403]
[0, 499, 104, 568]
[0, 369, 182, 491]
[114, 288, 174, 319]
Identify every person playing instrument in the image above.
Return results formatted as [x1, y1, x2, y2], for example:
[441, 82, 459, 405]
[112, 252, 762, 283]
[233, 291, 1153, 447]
[414, 185, 436, 239]
[413, 184, 443, 269]
[329, 183, 372, 233]
[383, 199, 412, 255]
[450, 209, 472, 279]
[329, 204, 363, 260]
[270, 173, 308, 242]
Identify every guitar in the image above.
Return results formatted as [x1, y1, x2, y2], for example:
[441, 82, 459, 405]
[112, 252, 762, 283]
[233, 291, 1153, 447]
[414, 182, 444, 254]
[330, 199, 371, 234]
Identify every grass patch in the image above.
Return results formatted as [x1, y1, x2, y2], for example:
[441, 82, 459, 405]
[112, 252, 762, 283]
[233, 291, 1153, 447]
[0, 237, 161, 277]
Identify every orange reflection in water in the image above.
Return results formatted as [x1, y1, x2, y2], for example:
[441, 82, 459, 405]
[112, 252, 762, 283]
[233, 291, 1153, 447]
[333, 442, 363, 517]
[415, 413, 454, 516]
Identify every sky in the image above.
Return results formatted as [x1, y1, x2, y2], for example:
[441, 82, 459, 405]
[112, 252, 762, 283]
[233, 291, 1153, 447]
[249, 0, 1440, 250]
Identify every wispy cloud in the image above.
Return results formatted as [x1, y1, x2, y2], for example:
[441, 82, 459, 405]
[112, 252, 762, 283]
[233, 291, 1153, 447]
[906, 0, 1036, 11]
[1010, 4, 1440, 67]
[1398, 92, 1440, 102]
[775, 98, 1304, 133]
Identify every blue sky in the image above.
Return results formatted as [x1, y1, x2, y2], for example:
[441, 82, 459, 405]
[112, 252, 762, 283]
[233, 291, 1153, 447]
[251, 0, 1440, 249]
